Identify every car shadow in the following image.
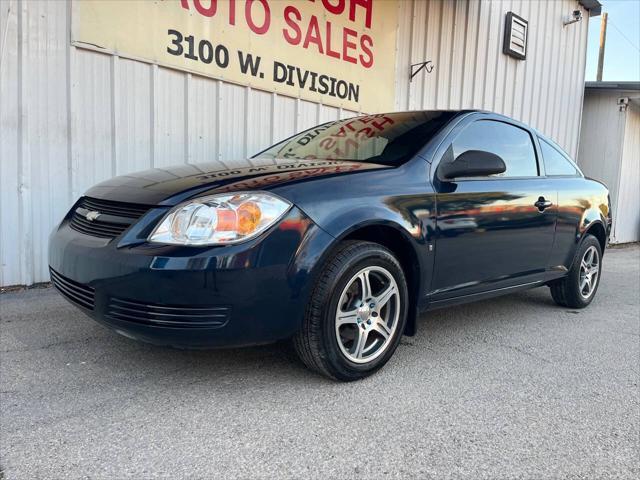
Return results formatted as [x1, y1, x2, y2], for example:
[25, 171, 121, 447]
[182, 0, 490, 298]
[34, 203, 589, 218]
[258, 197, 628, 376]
[415, 287, 564, 336]
[84, 286, 562, 386]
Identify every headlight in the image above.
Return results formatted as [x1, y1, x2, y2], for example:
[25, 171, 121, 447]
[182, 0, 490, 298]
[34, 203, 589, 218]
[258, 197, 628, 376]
[148, 192, 292, 245]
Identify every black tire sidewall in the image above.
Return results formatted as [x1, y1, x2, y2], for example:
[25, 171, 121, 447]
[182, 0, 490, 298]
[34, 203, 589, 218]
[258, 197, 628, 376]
[318, 244, 408, 380]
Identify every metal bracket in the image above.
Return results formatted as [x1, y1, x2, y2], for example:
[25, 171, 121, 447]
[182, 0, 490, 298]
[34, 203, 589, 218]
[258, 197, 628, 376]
[410, 61, 434, 82]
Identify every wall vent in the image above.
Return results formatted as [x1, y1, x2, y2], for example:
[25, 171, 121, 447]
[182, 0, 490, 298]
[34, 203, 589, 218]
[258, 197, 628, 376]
[503, 12, 528, 60]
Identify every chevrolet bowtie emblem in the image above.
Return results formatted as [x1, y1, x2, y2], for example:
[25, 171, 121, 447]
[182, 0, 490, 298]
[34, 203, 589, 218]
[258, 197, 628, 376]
[85, 211, 101, 222]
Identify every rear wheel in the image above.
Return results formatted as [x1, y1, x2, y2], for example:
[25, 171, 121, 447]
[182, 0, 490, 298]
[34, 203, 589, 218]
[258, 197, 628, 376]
[550, 235, 602, 308]
[293, 241, 408, 381]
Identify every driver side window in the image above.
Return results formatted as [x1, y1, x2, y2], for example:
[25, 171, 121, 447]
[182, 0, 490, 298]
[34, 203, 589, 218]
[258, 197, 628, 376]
[452, 120, 539, 178]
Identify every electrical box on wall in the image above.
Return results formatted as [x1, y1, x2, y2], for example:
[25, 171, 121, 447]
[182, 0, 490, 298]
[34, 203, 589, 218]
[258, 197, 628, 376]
[503, 12, 528, 60]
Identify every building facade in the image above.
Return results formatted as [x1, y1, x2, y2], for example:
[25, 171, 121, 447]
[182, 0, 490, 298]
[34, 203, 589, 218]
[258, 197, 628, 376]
[578, 82, 640, 244]
[0, 0, 599, 286]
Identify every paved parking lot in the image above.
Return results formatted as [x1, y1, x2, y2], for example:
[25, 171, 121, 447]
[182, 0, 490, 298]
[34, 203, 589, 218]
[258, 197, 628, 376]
[1, 245, 638, 479]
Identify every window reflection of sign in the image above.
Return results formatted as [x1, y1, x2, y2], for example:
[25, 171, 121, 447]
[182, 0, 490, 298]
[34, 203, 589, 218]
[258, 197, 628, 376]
[280, 114, 396, 161]
[259, 111, 446, 163]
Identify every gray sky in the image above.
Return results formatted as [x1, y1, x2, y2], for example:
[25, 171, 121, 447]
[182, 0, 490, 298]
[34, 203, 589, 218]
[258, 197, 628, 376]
[585, 0, 640, 81]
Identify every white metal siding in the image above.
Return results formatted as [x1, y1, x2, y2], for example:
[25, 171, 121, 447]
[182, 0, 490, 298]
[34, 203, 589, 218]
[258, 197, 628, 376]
[577, 90, 626, 215]
[394, 0, 589, 156]
[0, 0, 591, 286]
[616, 104, 640, 243]
[577, 89, 639, 244]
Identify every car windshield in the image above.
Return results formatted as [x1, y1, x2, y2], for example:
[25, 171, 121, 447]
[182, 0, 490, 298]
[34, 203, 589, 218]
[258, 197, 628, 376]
[253, 111, 456, 165]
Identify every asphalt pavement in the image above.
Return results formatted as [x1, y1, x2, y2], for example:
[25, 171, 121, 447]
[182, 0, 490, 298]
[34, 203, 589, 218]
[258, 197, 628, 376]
[1, 245, 638, 479]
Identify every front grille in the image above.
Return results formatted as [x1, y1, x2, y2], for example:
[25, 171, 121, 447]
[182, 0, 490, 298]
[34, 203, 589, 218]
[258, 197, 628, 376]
[70, 214, 128, 238]
[69, 197, 151, 239]
[50, 268, 95, 310]
[106, 297, 230, 329]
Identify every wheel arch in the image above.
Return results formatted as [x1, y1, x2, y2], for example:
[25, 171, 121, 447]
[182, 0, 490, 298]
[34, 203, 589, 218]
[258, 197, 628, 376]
[560, 220, 609, 273]
[336, 222, 423, 337]
[584, 220, 607, 254]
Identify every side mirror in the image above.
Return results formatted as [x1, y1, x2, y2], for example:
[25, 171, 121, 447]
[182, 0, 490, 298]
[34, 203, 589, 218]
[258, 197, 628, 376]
[438, 150, 506, 180]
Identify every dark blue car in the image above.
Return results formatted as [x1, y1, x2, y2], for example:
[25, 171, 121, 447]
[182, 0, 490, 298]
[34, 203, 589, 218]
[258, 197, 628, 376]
[49, 110, 611, 380]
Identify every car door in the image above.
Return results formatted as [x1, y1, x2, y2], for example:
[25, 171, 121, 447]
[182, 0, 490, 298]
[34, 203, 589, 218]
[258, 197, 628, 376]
[537, 137, 589, 269]
[430, 118, 557, 301]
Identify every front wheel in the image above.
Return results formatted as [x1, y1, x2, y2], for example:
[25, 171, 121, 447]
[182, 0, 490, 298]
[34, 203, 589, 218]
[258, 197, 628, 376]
[550, 235, 603, 308]
[293, 241, 408, 381]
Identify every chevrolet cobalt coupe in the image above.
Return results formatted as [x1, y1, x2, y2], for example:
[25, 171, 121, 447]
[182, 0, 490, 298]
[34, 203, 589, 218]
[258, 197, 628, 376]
[49, 111, 611, 381]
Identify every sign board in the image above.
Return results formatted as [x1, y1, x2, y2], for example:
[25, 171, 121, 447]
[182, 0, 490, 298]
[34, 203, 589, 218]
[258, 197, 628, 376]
[71, 0, 399, 112]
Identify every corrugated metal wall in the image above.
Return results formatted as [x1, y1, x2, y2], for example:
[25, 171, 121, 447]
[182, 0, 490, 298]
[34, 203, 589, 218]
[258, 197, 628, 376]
[578, 89, 640, 243]
[578, 89, 640, 244]
[617, 104, 640, 244]
[0, 0, 591, 286]
[577, 89, 626, 235]
[394, 0, 589, 154]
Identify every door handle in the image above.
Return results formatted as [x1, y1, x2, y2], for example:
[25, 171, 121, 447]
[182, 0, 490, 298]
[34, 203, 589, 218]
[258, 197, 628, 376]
[535, 197, 553, 211]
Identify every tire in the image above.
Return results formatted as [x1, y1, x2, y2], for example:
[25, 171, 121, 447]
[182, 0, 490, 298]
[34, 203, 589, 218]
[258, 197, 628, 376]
[293, 241, 408, 381]
[550, 235, 602, 309]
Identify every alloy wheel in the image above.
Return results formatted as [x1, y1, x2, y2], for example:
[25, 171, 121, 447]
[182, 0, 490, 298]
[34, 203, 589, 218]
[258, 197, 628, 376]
[579, 245, 600, 299]
[335, 266, 400, 364]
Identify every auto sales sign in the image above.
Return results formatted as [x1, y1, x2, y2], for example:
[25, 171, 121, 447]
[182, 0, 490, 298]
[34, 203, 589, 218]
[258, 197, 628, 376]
[72, 0, 399, 112]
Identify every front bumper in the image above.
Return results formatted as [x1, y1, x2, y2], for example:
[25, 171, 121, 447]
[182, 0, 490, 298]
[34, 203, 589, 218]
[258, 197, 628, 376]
[48, 206, 333, 348]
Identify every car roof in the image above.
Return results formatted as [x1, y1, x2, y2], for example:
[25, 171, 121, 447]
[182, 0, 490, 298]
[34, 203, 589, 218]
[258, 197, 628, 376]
[390, 110, 570, 156]
[369, 109, 515, 123]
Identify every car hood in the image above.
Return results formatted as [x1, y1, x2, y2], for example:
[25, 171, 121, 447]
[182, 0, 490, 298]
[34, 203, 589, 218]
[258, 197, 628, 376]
[84, 160, 391, 206]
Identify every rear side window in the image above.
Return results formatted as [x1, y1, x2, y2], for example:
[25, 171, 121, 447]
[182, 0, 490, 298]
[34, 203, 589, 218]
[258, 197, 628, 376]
[540, 139, 579, 176]
[452, 120, 538, 177]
